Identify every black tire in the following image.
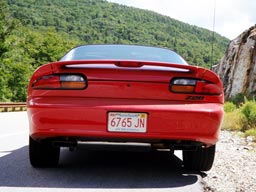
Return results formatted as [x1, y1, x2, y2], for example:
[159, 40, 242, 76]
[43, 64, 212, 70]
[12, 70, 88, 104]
[29, 136, 60, 168]
[182, 145, 216, 171]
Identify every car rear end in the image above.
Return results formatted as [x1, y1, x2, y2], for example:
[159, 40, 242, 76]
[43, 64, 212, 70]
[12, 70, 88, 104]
[27, 45, 224, 170]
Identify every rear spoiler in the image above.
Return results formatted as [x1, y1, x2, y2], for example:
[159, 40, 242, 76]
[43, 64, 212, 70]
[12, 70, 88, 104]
[51, 59, 194, 70]
[49, 60, 221, 85]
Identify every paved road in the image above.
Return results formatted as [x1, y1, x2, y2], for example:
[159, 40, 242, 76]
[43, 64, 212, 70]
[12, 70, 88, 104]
[0, 112, 204, 192]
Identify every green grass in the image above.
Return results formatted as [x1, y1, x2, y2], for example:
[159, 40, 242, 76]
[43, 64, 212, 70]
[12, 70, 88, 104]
[222, 110, 245, 131]
[224, 101, 237, 112]
[245, 129, 256, 140]
[222, 99, 256, 142]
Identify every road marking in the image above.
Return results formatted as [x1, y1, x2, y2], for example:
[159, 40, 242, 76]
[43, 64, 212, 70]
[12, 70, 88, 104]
[0, 131, 27, 139]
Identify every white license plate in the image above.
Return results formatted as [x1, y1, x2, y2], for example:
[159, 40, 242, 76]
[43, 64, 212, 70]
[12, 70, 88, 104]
[108, 112, 147, 133]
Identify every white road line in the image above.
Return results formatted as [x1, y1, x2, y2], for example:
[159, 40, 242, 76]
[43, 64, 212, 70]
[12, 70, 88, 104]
[0, 131, 27, 139]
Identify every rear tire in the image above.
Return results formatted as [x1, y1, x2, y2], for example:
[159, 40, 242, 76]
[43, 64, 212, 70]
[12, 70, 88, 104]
[29, 136, 60, 168]
[182, 145, 216, 171]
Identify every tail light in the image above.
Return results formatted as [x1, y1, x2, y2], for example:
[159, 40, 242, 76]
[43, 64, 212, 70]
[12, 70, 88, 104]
[32, 74, 87, 90]
[170, 78, 222, 95]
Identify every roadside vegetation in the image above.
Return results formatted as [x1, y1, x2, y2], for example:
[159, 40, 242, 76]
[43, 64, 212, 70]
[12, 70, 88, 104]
[222, 95, 256, 141]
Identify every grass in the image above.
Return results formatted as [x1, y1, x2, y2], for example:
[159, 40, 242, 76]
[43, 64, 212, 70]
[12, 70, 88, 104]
[222, 110, 244, 131]
[245, 129, 256, 140]
[222, 98, 256, 142]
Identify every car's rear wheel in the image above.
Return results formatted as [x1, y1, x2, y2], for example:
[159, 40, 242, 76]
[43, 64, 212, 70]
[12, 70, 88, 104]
[29, 136, 60, 168]
[182, 145, 216, 171]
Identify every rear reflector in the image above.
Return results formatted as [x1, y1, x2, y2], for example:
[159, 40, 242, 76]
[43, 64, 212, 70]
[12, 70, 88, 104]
[32, 74, 87, 90]
[170, 78, 221, 95]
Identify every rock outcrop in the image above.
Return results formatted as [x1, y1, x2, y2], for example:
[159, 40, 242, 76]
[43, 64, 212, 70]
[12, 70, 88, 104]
[214, 25, 256, 99]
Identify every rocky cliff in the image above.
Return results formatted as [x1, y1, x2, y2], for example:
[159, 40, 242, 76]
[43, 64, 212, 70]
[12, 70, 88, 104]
[214, 25, 256, 99]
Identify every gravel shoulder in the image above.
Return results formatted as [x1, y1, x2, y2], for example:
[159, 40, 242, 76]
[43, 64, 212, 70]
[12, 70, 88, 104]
[203, 131, 256, 192]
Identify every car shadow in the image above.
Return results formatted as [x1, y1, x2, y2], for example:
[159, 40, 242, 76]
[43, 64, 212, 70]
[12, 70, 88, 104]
[0, 144, 204, 189]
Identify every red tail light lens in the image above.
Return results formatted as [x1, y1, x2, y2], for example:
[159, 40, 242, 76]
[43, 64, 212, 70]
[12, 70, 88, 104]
[32, 74, 87, 90]
[170, 78, 221, 95]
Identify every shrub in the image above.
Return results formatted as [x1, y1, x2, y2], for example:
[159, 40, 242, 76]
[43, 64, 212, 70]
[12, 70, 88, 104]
[240, 100, 256, 129]
[222, 99, 256, 141]
[221, 110, 245, 131]
[229, 93, 246, 105]
[244, 129, 256, 140]
[224, 101, 236, 112]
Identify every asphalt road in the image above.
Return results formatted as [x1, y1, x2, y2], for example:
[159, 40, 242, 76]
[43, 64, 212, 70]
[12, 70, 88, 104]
[0, 112, 204, 192]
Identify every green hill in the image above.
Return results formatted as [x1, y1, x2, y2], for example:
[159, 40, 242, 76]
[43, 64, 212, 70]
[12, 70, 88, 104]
[7, 0, 229, 66]
[0, 0, 229, 101]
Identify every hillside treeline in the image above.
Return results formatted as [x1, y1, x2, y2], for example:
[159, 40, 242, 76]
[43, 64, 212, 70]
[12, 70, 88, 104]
[0, 0, 229, 101]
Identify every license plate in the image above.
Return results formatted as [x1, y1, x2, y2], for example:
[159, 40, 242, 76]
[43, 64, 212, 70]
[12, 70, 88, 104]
[108, 112, 147, 133]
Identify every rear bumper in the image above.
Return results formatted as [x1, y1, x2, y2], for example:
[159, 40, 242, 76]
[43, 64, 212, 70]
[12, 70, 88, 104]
[27, 97, 223, 146]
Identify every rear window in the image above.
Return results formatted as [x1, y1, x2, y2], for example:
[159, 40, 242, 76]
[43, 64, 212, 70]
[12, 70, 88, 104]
[60, 45, 187, 64]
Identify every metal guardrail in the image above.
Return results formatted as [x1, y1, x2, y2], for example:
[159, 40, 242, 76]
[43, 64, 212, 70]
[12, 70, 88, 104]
[0, 102, 27, 112]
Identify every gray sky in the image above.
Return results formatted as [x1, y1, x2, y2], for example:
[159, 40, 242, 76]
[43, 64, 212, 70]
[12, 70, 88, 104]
[107, 0, 256, 40]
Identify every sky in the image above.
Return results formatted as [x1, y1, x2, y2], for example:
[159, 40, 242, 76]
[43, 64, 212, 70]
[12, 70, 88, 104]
[107, 0, 256, 40]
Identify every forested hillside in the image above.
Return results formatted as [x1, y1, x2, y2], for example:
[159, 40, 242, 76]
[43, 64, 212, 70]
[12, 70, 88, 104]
[0, 0, 229, 101]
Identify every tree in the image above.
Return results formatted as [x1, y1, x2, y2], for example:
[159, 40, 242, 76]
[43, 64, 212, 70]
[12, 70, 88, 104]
[0, 27, 78, 101]
[0, 0, 18, 101]
[0, 0, 17, 58]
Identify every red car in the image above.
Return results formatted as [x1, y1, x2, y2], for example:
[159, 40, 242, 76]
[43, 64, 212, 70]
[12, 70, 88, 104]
[27, 44, 224, 171]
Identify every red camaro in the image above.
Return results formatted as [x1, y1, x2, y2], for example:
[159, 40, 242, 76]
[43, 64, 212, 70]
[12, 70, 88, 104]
[27, 44, 224, 171]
